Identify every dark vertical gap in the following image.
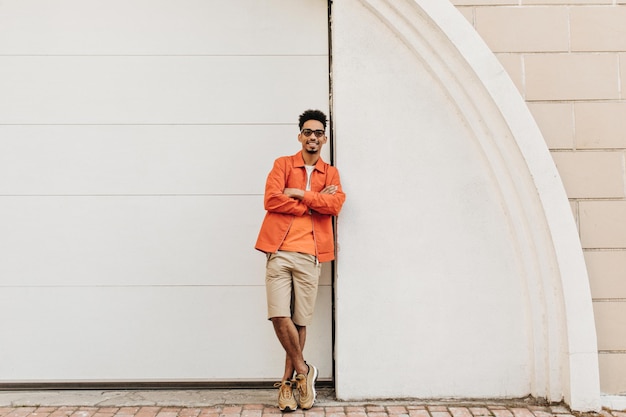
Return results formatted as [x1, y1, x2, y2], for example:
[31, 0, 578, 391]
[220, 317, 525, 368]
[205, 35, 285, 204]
[327, 0, 337, 391]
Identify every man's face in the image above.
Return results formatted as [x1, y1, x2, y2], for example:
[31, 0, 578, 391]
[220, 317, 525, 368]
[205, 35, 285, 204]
[298, 120, 327, 154]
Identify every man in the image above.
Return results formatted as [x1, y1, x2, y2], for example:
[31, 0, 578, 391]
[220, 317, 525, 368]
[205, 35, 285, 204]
[255, 109, 346, 411]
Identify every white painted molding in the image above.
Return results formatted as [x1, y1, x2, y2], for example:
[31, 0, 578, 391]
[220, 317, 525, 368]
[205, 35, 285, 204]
[332, 0, 600, 411]
[602, 395, 626, 411]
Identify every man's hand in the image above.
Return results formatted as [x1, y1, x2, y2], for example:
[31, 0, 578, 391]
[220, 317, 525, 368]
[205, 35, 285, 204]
[283, 188, 305, 200]
[321, 185, 338, 195]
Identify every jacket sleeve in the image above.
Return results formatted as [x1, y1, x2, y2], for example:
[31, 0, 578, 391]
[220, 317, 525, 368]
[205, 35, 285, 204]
[264, 158, 308, 216]
[302, 167, 346, 216]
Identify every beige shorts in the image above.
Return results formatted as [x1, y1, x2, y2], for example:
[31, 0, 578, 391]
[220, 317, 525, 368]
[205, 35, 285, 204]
[265, 251, 321, 326]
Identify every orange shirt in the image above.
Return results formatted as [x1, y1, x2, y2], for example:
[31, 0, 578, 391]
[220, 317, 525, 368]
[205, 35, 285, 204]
[255, 152, 346, 263]
[279, 213, 315, 255]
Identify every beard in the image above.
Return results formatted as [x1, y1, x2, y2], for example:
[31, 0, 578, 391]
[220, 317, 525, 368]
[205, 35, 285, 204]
[305, 141, 320, 154]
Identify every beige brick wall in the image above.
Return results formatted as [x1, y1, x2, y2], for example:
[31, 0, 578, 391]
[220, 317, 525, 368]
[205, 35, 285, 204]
[454, 1, 626, 395]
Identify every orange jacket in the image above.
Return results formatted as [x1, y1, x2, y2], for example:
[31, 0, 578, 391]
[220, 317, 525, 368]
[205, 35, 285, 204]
[255, 151, 346, 263]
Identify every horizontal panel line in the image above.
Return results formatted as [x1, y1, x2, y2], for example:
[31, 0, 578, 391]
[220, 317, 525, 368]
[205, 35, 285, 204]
[551, 149, 626, 153]
[0, 123, 295, 126]
[583, 248, 626, 252]
[573, 198, 626, 202]
[0, 194, 262, 197]
[0, 285, 267, 288]
[599, 350, 626, 354]
[551, 147, 626, 151]
[526, 99, 623, 104]
[0, 54, 328, 57]
[0, 284, 333, 288]
[593, 298, 626, 302]
[583, 247, 626, 250]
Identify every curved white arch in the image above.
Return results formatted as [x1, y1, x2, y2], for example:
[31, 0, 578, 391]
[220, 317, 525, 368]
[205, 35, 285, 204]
[332, 0, 600, 411]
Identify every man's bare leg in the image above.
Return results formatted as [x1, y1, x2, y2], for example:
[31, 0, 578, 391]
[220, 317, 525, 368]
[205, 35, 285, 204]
[281, 324, 306, 381]
[271, 317, 308, 380]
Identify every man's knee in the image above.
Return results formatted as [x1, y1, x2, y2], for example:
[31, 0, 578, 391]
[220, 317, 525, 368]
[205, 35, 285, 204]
[271, 316, 288, 321]
[270, 316, 306, 331]
[271, 316, 291, 327]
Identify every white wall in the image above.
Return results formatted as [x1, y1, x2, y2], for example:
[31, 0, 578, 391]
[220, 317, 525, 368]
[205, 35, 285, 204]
[332, 0, 600, 411]
[0, 0, 332, 382]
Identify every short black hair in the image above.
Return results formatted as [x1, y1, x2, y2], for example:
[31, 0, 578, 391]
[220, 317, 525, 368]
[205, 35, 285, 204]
[298, 109, 327, 130]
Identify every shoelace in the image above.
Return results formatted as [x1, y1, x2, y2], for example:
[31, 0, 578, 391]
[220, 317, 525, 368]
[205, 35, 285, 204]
[274, 381, 294, 398]
[296, 375, 308, 396]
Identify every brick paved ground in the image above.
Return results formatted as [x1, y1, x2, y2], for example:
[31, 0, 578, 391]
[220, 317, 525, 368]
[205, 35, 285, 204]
[0, 404, 624, 417]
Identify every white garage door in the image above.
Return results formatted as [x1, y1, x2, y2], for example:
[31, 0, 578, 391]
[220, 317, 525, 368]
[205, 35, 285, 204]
[0, 0, 332, 384]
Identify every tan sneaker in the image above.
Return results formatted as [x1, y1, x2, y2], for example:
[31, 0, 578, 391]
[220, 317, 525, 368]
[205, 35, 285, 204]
[274, 380, 298, 411]
[294, 363, 318, 410]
